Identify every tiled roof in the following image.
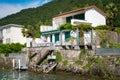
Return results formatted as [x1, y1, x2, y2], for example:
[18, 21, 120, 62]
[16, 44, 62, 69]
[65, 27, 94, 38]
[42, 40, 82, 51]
[53, 5, 106, 18]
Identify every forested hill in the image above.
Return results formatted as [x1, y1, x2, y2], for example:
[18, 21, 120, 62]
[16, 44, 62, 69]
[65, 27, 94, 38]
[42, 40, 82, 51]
[0, 0, 120, 27]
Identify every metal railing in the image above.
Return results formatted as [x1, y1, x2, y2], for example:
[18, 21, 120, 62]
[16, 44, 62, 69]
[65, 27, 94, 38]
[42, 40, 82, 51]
[96, 48, 120, 56]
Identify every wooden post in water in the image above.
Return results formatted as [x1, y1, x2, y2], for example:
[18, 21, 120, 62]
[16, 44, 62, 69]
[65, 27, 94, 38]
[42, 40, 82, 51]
[18, 59, 21, 70]
[12, 58, 15, 70]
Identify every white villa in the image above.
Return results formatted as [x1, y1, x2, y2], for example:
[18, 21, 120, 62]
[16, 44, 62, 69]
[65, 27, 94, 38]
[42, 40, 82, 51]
[0, 24, 26, 44]
[40, 5, 106, 45]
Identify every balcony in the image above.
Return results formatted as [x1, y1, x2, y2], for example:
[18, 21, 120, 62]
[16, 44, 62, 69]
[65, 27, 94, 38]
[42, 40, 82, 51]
[71, 19, 91, 26]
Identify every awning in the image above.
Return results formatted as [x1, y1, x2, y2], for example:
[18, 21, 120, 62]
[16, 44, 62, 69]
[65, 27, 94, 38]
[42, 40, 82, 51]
[40, 30, 60, 35]
[40, 29, 70, 35]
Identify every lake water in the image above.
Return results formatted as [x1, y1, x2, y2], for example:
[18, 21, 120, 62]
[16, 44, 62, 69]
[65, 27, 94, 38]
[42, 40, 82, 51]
[0, 69, 98, 80]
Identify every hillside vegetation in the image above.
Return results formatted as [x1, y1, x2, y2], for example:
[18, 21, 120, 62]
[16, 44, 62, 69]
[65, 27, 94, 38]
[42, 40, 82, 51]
[0, 0, 120, 27]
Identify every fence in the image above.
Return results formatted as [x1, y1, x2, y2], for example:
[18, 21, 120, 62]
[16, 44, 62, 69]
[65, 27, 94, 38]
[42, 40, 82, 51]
[96, 48, 120, 56]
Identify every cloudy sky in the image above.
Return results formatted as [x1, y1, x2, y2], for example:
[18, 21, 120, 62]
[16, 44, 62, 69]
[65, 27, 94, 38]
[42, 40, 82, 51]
[0, 0, 51, 18]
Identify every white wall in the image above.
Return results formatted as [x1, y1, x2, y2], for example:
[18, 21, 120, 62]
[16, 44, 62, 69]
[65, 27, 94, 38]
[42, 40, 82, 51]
[40, 25, 53, 32]
[2, 26, 26, 44]
[85, 8, 106, 27]
[11, 27, 26, 44]
[52, 17, 66, 29]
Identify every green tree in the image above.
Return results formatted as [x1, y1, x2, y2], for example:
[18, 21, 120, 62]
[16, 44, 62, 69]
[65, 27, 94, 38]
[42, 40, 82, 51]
[105, 3, 118, 27]
[22, 25, 33, 38]
[96, 0, 103, 9]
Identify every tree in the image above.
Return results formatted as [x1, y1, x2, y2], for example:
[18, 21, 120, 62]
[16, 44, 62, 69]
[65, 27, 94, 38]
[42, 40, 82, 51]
[105, 3, 118, 27]
[21, 25, 33, 38]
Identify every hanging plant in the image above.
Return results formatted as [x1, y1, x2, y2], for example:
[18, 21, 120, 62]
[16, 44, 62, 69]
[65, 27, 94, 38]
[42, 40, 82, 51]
[76, 24, 93, 31]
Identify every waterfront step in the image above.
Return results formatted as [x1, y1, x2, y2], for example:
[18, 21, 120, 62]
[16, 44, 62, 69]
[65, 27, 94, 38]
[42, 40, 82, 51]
[36, 50, 53, 65]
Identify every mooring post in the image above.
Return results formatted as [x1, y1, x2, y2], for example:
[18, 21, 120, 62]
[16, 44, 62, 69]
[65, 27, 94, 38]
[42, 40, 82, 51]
[18, 59, 21, 70]
[12, 58, 15, 70]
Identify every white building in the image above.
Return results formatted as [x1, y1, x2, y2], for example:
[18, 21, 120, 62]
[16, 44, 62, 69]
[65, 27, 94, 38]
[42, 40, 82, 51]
[40, 6, 106, 45]
[0, 24, 26, 44]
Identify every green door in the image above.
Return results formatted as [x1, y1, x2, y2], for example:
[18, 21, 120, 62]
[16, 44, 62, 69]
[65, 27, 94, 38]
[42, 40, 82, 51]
[55, 33, 59, 42]
[65, 32, 70, 41]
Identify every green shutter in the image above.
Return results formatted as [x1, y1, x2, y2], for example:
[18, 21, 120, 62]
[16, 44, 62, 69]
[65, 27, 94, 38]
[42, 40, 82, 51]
[55, 33, 59, 42]
[50, 35, 52, 42]
[65, 32, 70, 41]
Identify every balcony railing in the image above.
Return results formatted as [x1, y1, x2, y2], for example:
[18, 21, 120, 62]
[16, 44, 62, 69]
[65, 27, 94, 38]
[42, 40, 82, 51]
[71, 19, 91, 25]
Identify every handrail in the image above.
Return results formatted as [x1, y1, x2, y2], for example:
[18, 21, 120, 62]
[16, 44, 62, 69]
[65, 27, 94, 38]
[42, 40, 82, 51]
[29, 42, 54, 66]
[29, 42, 54, 59]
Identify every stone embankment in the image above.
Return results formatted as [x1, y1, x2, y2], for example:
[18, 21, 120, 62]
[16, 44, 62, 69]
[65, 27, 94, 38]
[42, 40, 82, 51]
[0, 58, 12, 69]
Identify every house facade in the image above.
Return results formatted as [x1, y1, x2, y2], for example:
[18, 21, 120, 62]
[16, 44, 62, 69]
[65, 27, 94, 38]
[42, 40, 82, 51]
[0, 24, 26, 44]
[40, 6, 106, 45]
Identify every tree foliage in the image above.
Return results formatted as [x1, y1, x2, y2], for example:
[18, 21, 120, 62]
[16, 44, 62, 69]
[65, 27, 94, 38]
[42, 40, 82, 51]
[76, 24, 93, 31]
[95, 25, 110, 30]
[0, 0, 120, 28]
[0, 43, 25, 56]
[105, 3, 118, 27]
[58, 23, 75, 30]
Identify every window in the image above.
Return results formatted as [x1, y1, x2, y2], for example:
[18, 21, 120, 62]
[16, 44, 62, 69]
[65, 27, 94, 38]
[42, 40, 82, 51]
[65, 32, 70, 41]
[55, 33, 59, 42]
[66, 16, 72, 23]
[74, 13, 85, 20]
[6, 38, 11, 43]
[66, 13, 85, 23]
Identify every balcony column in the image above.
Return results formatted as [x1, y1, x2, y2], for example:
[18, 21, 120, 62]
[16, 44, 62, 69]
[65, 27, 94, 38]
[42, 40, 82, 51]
[52, 34, 55, 43]
[59, 30, 63, 45]
[76, 28, 80, 45]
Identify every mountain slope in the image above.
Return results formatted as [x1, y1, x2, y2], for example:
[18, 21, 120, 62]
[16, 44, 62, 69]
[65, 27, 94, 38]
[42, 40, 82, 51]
[0, 0, 120, 27]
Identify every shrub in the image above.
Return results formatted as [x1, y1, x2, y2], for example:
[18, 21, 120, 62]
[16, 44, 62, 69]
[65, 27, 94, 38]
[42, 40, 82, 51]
[58, 23, 75, 30]
[63, 60, 68, 66]
[109, 42, 120, 48]
[54, 51, 62, 63]
[0, 43, 25, 56]
[95, 25, 110, 30]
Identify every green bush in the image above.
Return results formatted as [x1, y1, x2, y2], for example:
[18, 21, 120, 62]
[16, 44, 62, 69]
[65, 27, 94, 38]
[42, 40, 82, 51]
[0, 43, 25, 56]
[95, 25, 110, 30]
[75, 60, 83, 65]
[77, 24, 93, 31]
[109, 42, 120, 48]
[54, 51, 62, 63]
[63, 60, 68, 66]
[58, 23, 75, 30]
[79, 49, 86, 59]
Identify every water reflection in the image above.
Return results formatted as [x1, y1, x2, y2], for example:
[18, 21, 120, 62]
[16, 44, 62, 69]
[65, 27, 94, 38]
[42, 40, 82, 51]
[0, 69, 97, 80]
